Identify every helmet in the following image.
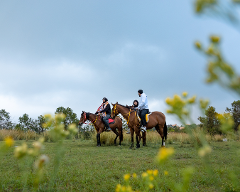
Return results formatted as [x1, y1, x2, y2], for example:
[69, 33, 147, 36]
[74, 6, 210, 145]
[138, 89, 143, 94]
[102, 97, 108, 102]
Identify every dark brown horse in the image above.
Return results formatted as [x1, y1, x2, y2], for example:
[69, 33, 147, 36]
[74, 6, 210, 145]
[111, 102, 167, 148]
[79, 111, 123, 146]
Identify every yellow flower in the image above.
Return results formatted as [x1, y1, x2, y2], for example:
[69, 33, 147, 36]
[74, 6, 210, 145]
[153, 169, 158, 176]
[4, 136, 14, 147]
[147, 169, 153, 175]
[198, 145, 212, 157]
[115, 184, 121, 192]
[68, 123, 78, 134]
[142, 172, 148, 178]
[14, 143, 28, 159]
[195, 41, 202, 49]
[149, 176, 154, 181]
[188, 95, 196, 104]
[149, 183, 154, 189]
[200, 99, 209, 109]
[157, 147, 174, 163]
[210, 35, 220, 43]
[132, 173, 137, 178]
[164, 171, 169, 175]
[124, 173, 131, 181]
[182, 92, 188, 97]
[165, 97, 172, 105]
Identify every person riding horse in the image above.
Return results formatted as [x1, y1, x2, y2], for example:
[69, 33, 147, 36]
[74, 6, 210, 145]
[126, 100, 139, 134]
[95, 97, 111, 131]
[138, 89, 149, 132]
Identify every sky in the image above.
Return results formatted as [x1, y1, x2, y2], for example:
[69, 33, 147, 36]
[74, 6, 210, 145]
[0, 0, 240, 125]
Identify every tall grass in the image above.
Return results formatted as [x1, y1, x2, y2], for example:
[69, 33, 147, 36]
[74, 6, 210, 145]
[0, 129, 39, 141]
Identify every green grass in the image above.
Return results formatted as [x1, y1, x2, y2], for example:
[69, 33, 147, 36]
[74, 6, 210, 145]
[0, 138, 240, 191]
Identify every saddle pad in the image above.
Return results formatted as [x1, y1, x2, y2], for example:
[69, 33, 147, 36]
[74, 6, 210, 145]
[108, 118, 115, 124]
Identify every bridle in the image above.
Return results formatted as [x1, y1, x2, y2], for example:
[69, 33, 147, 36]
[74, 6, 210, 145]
[113, 104, 135, 125]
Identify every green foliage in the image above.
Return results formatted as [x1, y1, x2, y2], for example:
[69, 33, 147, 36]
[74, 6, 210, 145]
[226, 100, 240, 131]
[55, 106, 79, 130]
[198, 106, 222, 136]
[0, 109, 13, 130]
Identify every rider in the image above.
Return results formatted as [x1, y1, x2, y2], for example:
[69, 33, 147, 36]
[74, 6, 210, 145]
[95, 97, 111, 131]
[126, 100, 139, 134]
[133, 100, 139, 110]
[138, 89, 149, 132]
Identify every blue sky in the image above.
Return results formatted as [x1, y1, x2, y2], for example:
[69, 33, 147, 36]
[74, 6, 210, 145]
[0, 0, 239, 125]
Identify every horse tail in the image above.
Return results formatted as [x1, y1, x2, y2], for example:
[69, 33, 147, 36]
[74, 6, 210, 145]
[164, 121, 167, 141]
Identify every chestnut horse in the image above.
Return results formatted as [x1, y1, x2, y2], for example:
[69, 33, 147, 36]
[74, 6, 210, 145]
[111, 102, 167, 148]
[79, 111, 123, 146]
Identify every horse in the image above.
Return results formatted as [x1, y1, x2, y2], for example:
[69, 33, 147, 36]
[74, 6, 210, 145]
[79, 111, 123, 146]
[111, 102, 167, 148]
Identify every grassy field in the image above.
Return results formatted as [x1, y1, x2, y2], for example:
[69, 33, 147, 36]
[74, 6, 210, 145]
[0, 132, 240, 191]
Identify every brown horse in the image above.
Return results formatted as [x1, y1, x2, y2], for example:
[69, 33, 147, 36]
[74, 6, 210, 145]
[79, 111, 123, 146]
[111, 102, 167, 148]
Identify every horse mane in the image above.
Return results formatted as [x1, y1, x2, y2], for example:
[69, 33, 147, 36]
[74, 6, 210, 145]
[115, 103, 131, 109]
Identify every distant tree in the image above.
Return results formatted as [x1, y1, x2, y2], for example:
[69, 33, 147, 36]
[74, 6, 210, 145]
[0, 109, 13, 129]
[17, 113, 35, 131]
[37, 115, 46, 134]
[198, 106, 221, 136]
[226, 100, 240, 132]
[55, 107, 78, 130]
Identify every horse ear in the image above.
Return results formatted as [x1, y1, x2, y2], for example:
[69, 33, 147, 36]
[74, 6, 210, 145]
[116, 102, 118, 104]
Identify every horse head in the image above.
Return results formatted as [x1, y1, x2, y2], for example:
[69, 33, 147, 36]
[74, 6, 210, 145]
[111, 102, 119, 118]
[79, 111, 87, 125]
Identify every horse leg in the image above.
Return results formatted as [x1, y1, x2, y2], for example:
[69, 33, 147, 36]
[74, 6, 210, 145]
[130, 128, 134, 149]
[111, 128, 119, 146]
[156, 124, 165, 147]
[136, 134, 140, 148]
[96, 133, 101, 146]
[142, 131, 146, 146]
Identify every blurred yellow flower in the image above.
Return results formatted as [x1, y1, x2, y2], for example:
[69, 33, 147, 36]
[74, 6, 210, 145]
[165, 97, 172, 105]
[210, 35, 220, 43]
[142, 172, 148, 178]
[188, 95, 196, 104]
[164, 171, 169, 175]
[182, 92, 188, 97]
[124, 173, 131, 181]
[195, 41, 202, 49]
[153, 169, 158, 176]
[149, 176, 154, 181]
[149, 183, 154, 189]
[198, 145, 212, 157]
[4, 136, 14, 147]
[132, 173, 137, 178]
[157, 147, 174, 163]
[147, 169, 153, 175]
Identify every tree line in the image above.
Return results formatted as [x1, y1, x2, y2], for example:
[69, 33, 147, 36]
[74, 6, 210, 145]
[198, 100, 240, 136]
[0, 107, 79, 134]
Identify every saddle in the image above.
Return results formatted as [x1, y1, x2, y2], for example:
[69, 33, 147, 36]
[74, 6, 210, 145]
[137, 112, 151, 124]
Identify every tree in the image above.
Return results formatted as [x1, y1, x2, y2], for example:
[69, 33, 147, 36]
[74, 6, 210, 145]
[55, 107, 79, 130]
[0, 109, 13, 129]
[17, 113, 35, 131]
[226, 100, 240, 131]
[198, 106, 221, 136]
